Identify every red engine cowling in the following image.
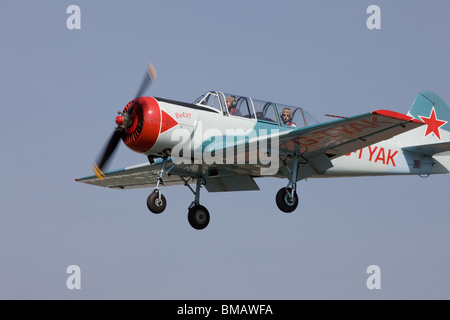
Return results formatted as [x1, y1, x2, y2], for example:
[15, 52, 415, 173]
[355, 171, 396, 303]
[118, 97, 161, 153]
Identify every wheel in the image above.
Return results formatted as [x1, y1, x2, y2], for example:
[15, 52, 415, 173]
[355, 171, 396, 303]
[275, 187, 298, 213]
[147, 191, 166, 214]
[188, 205, 210, 230]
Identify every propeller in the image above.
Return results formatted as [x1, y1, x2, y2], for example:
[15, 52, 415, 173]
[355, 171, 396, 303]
[93, 63, 157, 180]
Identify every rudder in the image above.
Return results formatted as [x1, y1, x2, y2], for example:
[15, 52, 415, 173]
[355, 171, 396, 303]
[407, 91, 450, 141]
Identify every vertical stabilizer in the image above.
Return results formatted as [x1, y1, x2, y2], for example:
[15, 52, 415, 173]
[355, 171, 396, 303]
[407, 91, 450, 141]
[403, 91, 450, 173]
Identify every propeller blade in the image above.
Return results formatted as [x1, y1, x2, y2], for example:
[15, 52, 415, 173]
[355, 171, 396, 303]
[92, 63, 157, 180]
[135, 63, 157, 98]
[93, 130, 122, 179]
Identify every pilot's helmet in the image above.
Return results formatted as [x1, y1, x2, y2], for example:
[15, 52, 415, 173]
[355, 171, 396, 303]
[226, 96, 237, 108]
[282, 108, 292, 116]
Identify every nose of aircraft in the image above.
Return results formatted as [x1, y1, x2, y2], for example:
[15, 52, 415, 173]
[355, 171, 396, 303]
[119, 96, 161, 153]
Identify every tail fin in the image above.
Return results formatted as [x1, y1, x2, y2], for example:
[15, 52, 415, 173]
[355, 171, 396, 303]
[403, 92, 450, 174]
[407, 91, 450, 142]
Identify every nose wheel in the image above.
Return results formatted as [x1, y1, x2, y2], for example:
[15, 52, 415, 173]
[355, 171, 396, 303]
[146, 154, 172, 214]
[147, 190, 167, 214]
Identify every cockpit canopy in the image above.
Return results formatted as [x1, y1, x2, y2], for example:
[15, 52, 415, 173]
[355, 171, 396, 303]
[192, 91, 318, 127]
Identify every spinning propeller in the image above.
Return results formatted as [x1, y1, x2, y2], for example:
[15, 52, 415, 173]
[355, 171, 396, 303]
[93, 63, 157, 180]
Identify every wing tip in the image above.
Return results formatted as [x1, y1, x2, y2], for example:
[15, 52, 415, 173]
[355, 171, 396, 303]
[372, 110, 423, 124]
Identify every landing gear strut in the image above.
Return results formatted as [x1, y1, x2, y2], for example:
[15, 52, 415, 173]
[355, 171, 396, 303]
[276, 156, 300, 213]
[146, 157, 211, 229]
[147, 153, 172, 214]
[182, 166, 210, 230]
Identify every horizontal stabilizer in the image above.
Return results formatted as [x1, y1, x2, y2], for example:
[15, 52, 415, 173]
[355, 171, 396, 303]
[402, 141, 450, 156]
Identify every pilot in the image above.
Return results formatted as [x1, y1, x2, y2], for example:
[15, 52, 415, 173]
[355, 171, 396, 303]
[226, 96, 242, 116]
[281, 108, 296, 127]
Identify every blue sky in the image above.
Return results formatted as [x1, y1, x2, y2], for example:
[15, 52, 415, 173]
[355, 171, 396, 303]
[1, 0, 450, 299]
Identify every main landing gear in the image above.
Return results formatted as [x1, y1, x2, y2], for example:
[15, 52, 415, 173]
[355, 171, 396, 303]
[183, 172, 210, 230]
[276, 187, 298, 212]
[147, 153, 302, 227]
[275, 156, 300, 213]
[146, 159, 210, 230]
[188, 204, 210, 230]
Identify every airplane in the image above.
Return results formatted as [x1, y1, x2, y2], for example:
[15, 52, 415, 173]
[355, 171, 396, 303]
[76, 63, 450, 230]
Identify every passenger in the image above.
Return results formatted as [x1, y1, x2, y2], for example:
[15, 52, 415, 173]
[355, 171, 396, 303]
[281, 108, 296, 127]
[226, 96, 242, 116]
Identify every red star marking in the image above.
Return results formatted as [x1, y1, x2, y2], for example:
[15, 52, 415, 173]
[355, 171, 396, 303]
[419, 107, 447, 141]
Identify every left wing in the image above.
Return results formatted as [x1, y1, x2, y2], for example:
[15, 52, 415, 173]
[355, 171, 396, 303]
[272, 110, 424, 179]
[278, 110, 424, 158]
[207, 109, 424, 180]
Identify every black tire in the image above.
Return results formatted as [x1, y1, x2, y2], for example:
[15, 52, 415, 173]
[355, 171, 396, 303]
[188, 205, 210, 230]
[275, 188, 298, 213]
[147, 191, 166, 214]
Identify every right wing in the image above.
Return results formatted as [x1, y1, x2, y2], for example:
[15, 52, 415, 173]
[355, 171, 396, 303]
[76, 160, 186, 190]
[76, 159, 261, 192]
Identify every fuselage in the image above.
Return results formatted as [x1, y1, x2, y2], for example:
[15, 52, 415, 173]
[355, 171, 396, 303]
[119, 90, 449, 181]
